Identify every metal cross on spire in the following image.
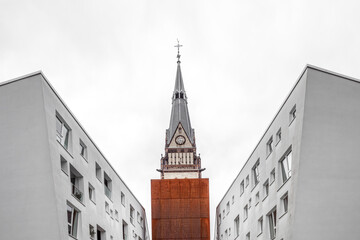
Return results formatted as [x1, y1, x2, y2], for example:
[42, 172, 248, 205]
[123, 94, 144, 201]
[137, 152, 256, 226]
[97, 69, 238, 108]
[174, 39, 183, 63]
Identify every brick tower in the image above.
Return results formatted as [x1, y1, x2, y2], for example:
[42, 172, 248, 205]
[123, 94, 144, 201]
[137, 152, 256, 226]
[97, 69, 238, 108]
[151, 43, 210, 240]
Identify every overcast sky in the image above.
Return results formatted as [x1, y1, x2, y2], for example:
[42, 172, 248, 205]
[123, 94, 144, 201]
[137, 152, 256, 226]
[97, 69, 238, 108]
[1, 0, 360, 238]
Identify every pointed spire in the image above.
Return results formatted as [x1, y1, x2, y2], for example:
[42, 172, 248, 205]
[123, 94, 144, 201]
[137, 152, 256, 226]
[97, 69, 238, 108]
[166, 41, 194, 144]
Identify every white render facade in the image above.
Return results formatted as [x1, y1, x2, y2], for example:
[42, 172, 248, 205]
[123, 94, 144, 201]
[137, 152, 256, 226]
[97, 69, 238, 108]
[0, 72, 150, 240]
[215, 65, 360, 240]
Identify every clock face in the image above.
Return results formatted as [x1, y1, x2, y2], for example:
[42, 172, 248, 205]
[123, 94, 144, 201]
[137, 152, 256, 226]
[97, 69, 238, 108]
[175, 135, 186, 145]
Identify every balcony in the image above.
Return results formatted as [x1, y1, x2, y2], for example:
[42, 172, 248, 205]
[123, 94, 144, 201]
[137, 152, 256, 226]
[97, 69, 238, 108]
[72, 183, 83, 202]
[104, 185, 112, 200]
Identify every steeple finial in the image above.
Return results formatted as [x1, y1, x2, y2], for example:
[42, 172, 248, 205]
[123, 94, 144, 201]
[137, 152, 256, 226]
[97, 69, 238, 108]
[174, 39, 183, 63]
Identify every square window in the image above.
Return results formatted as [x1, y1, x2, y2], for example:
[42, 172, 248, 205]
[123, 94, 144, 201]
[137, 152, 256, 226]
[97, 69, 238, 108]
[245, 175, 249, 188]
[266, 137, 273, 156]
[270, 168, 276, 184]
[121, 192, 126, 206]
[289, 105, 296, 124]
[252, 160, 260, 186]
[268, 208, 277, 239]
[240, 180, 244, 196]
[263, 180, 269, 198]
[60, 155, 68, 175]
[280, 149, 292, 183]
[276, 128, 282, 144]
[56, 115, 71, 150]
[89, 183, 95, 203]
[80, 139, 87, 160]
[67, 203, 79, 238]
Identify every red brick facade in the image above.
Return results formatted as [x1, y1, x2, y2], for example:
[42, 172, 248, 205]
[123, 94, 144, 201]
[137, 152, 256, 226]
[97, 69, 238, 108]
[151, 178, 210, 240]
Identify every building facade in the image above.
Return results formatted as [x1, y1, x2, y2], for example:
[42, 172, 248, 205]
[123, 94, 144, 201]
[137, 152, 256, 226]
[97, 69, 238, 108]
[151, 50, 210, 240]
[214, 65, 360, 240]
[0, 72, 149, 240]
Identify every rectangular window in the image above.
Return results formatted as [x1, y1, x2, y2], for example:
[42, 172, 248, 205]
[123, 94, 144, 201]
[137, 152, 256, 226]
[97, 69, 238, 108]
[218, 213, 222, 225]
[232, 195, 234, 204]
[67, 204, 79, 238]
[281, 192, 289, 215]
[70, 165, 83, 203]
[56, 115, 70, 149]
[234, 215, 240, 237]
[245, 175, 249, 188]
[258, 217, 263, 235]
[280, 149, 292, 183]
[255, 191, 260, 205]
[105, 201, 110, 214]
[240, 180, 244, 196]
[266, 137, 273, 156]
[89, 183, 95, 203]
[123, 221, 128, 240]
[268, 208, 277, 239]
[276, 128, 282, 144]
[115, 210, 119, 221]
[104, 172, 112, 200]
[137, 211, 141, 223]
[130, 205, 135, 225]
[80, 139, 87, 160]
[225, 230, 228, 240]
[244, 205, 248, 220]
[121, 192, 126, 206]
[60, 155, 68, 175]
[246, 232, 250, 240]
[223, 209, 225, 219]
[252, 160, 260, 186]
[95, 162, 102, 182]
[89, 224, 95, 239]
[289, 105, 296, 124]
[263, 180, 269, 198]
[226, 202, 230, 214]
[248, 198, 252, 209]
[110, 209, 114, 219]
[270, 168, 275, 184]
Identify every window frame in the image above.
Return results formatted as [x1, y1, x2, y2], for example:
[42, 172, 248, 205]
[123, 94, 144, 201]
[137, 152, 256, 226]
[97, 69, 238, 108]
[56, 114, 71, 150]
[67, 203, 79, 238]
[280, 149, 292, 183]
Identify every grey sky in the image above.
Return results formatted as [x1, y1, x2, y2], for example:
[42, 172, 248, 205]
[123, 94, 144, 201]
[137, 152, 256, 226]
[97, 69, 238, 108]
[1, 0, 360, 238]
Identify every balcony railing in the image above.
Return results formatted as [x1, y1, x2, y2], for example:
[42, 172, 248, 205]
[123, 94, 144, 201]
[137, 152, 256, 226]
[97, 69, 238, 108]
[104, 185, 112, 200]
[71, 183, 83, 202]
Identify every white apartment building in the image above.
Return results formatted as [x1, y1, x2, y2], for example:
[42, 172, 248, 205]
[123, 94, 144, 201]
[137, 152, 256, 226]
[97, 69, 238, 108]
[215, 65, 360, 240]
[0, 72, 150, 240]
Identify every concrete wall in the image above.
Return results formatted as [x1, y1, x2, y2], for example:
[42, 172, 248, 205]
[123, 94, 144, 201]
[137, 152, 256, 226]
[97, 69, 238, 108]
[293, 69, 360, 240]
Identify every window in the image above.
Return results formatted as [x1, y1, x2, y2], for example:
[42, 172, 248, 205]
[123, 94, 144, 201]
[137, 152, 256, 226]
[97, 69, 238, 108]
[225, 229, 228, 240]
[229, 227, 231, 236]
[234, 215, 240, 237]
[276, 128, 281, 144]
[263, 180, 269, 199]
[244, 205, 248, 220]
[266, 137, 273, 156]
[67, 204, 79, 238]
[245, 175, 249, 188]
[105, 201, 110, 214]
[130, 205, 135, 225]
[268, 208, 277, 239]
[258, 217, 263, 235]
[70, 165, 83, 202]
[218, 213, 222, 225]
[60, 155, 68, 175]
[281, 192, 289, 215]
[280, 149, 292, 183]
[121, 192, 126, 206]
[252, 160, 260, 186]
[115, 210, 119, 221]
[289, 105, 296, 124]
[110, 236, 113, 240]
[222, 209, 225, 219]
[140, 216, 144, 227]
[104, 172, 112, 200]
[89, 183, 95, 203]
[246, 232, 250, 240]
[89, 224, 95, 239]
[110, 209, 114, 219]
[56, 115, 70, 149]
[248, 198, 252, 209]
[255, 192, 260, 205]
[123, 221, 128, 240]
[137, 211, 140, 223]
[232, 195, 234, 204]
[270, 168, 275, 184]
[96, 162, 102, 181]
[240, 180, 244, 196]
[80, 139, 87, 160]
[226, 202, 230, 214]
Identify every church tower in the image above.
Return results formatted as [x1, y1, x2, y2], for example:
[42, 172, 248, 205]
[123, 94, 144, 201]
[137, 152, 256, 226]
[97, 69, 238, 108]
[151, 42, 210, 240]
[158, 42, 204, 179]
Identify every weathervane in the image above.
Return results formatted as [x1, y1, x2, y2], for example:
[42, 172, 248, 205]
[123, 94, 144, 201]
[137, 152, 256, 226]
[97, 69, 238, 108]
[174, 39, 183, 63]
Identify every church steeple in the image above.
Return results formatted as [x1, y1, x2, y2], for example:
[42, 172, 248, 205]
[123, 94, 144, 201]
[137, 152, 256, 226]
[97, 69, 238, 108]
[158, 42, 204, 179]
